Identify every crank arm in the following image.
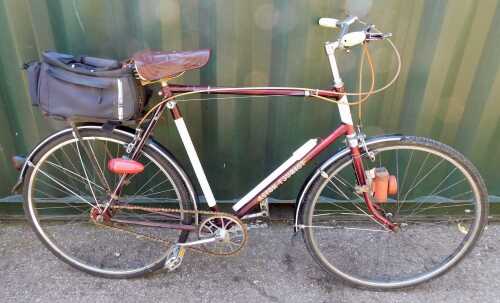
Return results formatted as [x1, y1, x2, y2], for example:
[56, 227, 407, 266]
[176, 235, 224, 247]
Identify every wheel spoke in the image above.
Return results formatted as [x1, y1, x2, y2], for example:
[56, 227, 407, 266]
[85, 139, 111, 191]
[305, 140, 485, 288]
[73, 140, 100, 208]
[35, 166, 98, 210]
[402, 158, 444, 202]
[45, 160, 106, 192]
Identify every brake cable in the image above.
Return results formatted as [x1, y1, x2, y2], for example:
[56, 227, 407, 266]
[357, 42, 375, 125]
[136, 29, 401, 129]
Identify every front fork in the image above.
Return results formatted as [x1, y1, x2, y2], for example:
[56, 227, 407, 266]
[346, 125, 397, 230]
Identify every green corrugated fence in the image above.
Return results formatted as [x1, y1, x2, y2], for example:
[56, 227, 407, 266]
[1, 0, 500, 203]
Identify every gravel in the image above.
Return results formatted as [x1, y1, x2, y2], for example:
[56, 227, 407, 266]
[0, 220, 498, 303]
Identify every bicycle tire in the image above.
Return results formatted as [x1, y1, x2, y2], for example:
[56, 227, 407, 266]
[23, 127, 195, 278]
[301, 136, 488, 289]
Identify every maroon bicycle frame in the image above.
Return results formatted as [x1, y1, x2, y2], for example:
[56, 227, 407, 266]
[109, 36, 397, 231]
[155, 84, 395, 230]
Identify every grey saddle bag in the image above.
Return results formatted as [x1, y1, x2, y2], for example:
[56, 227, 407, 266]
[25, 51, 145, 121]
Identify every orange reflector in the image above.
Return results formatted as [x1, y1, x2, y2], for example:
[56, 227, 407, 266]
[387, 175, 398, 196]
[371, 168, 398, 203]
[108, 158, 144, 174]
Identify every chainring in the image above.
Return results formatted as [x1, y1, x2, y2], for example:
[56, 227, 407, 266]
[198, 214, 248, 255]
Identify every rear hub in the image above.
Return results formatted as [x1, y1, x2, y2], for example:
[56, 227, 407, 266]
[90, 207, 114, 223]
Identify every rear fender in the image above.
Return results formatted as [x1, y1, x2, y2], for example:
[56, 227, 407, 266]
[12, 124, 199, 213]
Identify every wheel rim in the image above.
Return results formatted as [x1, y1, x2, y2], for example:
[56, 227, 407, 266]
[26, 134, 188, 276]
[306, 144, 484, 287]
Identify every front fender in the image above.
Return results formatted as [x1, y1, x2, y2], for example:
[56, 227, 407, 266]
[293, 135, 405, 231]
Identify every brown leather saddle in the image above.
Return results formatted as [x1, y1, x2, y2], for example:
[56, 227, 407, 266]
[132, 49, 210, 82]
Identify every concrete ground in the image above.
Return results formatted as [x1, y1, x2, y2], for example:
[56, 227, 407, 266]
[0, 218, 499, 303]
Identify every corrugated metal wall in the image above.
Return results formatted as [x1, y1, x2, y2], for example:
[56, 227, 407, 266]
[1, 0, 500, 202]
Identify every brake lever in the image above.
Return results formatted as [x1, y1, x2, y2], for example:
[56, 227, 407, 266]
[364, 24, 375, 33]
[361, 22, 392, 41]
[365, 32, 392, 41]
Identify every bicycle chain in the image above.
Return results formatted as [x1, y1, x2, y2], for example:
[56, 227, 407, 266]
[93, 205, 248, 256]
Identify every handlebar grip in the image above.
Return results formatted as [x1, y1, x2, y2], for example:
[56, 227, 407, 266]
[318, 18, 339, 29]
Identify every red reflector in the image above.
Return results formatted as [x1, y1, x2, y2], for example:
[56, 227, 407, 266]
[12, 155, 26, 171]
[108, 158, 144, 174]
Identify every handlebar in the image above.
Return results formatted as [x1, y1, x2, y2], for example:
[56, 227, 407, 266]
[318, 16, 357, 31]
[316, 16, 402, 99]
[318, 18, 339, 28]
[318, 16, 391, 49]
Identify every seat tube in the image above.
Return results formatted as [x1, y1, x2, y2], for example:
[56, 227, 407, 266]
[162, 83, 218, 209]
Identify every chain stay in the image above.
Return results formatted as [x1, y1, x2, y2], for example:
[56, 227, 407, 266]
[95, 205, 246, 256]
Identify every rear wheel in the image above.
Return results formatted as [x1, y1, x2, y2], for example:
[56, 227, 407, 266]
[301, 136, 487, 289]
[23, 127, 194, 278]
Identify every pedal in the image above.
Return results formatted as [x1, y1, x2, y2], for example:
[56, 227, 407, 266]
[164, 245, 185, 271]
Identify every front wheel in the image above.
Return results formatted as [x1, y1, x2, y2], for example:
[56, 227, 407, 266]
[301, 136, 488, 289]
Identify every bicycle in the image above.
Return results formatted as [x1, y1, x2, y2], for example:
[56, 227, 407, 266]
[13, 16, 488, 290]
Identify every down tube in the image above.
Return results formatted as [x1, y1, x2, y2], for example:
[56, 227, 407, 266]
[235, 124, 349, 217]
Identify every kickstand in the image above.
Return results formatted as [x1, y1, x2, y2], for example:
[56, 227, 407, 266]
[290, 229, 302, 248]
